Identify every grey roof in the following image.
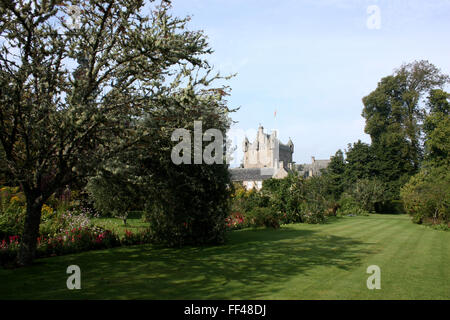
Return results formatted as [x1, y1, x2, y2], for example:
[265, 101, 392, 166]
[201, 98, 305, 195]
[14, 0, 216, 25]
[296, 159, 330, 170]
[229, 168, 275, 181]
[295, 159, 331, 177]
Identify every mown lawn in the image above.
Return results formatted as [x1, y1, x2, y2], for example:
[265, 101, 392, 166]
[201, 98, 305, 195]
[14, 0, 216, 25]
[91, 215, 148, 238]
[0, 214, 448, 299]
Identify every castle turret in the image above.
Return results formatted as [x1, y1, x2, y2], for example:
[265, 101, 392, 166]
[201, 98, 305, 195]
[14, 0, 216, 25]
[287, 138, 294, 152]
[242, 125, 294, 170]
[243, 137, 249, 152]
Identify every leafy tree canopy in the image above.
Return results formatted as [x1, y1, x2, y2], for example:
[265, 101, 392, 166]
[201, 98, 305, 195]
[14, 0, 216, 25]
[0, 0, 232, 265]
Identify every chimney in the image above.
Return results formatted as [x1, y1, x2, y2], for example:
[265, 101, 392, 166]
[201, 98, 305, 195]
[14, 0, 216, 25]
[311, 156, 315, 163]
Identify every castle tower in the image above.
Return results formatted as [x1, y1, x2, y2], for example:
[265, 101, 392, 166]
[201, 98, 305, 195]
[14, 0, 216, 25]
[243, 125, 293, 169]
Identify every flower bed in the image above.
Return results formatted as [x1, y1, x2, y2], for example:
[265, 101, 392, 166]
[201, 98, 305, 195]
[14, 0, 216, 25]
[1, 226, 120, 266]
[0, 225, 158, 267]
[225, 211, 249, 230]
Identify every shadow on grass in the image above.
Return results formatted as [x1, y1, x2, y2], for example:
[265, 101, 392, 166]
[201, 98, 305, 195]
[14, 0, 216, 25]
[0, 226, 374, 300]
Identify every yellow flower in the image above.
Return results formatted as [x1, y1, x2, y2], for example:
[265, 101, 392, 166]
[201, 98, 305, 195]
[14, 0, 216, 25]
[41, 204, 54, 215]
[10, 196, 20, 203]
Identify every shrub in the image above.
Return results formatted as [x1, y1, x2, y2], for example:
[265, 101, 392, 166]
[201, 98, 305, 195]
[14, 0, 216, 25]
[143, 160, 232, 247]
[246, 207, 280, 229]
[0, 236, 20, 267]
[431, 223, 449, 231]
[375, 200, 405, 214]
[0, 187, 26, 239]
[231, 185, 269, 214]
[401, 166, 449, 225]
[121, 229, 152, 246]
[262, 174, 304, 223]
[225, 211, 250, 230]
[337, 193, 370, 216]
[1, 186, 96, 240]
[299, 202, 326, 224]
[350, 178, 387, 213]
[39, 208, 92, 237]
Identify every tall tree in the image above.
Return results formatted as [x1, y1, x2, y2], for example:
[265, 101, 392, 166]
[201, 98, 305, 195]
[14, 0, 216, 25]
[325, 149, 346, 199]
[362, 60, 449, 172]
[0, 0, 227, 265]
[361, 61, 449, 196]
[423, 89, 450, 167]
[87, 82, 234, 246]
[344, 140, 376, 185]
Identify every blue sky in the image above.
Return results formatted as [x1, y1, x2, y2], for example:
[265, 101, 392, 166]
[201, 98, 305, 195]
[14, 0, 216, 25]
[169, 0, 450, 166]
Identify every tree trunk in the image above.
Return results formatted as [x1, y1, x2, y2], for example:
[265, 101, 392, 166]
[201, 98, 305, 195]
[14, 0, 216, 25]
[17, 195, 44, 266]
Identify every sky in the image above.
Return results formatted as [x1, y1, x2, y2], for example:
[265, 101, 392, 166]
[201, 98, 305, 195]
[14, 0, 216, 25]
[168, 0, 450, 166]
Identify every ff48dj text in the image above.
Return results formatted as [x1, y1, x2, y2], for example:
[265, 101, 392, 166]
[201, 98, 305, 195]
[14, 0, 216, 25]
[229, 305, 266, 317]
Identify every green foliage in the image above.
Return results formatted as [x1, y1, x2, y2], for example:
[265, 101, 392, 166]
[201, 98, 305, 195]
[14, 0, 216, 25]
[39, 208, 93, 237]
[262, 173, 304, 223]
[246, 207, 280, 229]
[337, 193, 370, 216]
[231, 173, 332, 226]
[86, 169, 143, 224]
[423, 89, 450, 168]
[299, 204, 326, 223]
[231, 185, 269, 214]
[0, 147, 12, 186]
[343, 141, 377, 185]
[361, 61, 449, 199]
[121, 229, 152, 246]
[350, 178, 387, 213]
[225, 211, 249, 230]
[0, 0, 235, 264]
[143, 160, 232, 247]
[325, 149, 346, 199]
[427, 89, 450, 114]
[1, 226, 122, 267]
[104, 83, 234, 247]
[0, 205, 25, 241]
[262, 173, 332, 224]
[400, 89, 450, 227]
[430, 223, 449, 232]
[376, 200, 405, 214]
[400, 166, 450, 225]
[0, 187, 26, 239]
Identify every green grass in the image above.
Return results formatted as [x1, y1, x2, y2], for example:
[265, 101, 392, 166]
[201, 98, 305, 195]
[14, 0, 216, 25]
[0, 214, 448, 299]
[91, 216, 149, 237]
